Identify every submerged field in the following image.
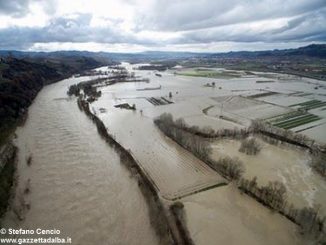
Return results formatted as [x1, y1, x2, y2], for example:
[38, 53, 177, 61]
[182, 185, 304, 245]
[176, 68, 242, 79]
[87, 63, 325, 243]
[93, 98, 226, 200]
[210, 137, 326, 213]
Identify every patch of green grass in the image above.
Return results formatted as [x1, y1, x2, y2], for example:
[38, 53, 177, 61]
[282, 117, 320, 129]
[177, 69, 241, 79]
[273, 114, 320, 129]
[289, 100, 326, 110]
[266, 111, 304, 123]
[274, 114, 317, 126]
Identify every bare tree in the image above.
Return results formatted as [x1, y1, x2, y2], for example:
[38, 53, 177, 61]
[239, 137, 262, 155]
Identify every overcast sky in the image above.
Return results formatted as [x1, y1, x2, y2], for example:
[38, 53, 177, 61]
[0, 0, 325, 52]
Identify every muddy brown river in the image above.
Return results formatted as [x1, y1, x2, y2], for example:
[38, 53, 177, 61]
[2, 76, 159, 245]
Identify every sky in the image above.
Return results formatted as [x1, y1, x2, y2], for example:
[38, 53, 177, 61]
[0, 0, 325, 52]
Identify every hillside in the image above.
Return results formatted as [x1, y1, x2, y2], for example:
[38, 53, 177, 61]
[0, 56, 106, 146]
[1, 44, 325, 61]
[207, 44, 326, 59]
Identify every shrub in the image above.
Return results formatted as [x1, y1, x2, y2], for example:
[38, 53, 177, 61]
[209, 156, 245, 180]
[239, 137, 262, 155]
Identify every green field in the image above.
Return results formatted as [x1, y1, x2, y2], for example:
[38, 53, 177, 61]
[177, 69, 241, 79]
[289, 100, 326, 110]
[269, 112, 321, 129]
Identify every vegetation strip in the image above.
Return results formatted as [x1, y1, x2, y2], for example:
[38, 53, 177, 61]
[238, 178, 325, 240]
[170, 183, 227, 201]
[274, 115, 320, 129]
[289, 100, 326, 110]
[273, 114, 318, 126]
[170, 202, 195, 245]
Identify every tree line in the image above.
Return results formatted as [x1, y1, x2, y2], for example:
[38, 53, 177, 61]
[239, 176, 325, 240]
[154, 113, 245, 180]
[250, 120, 326, 178]
[154, 113, 325, 242]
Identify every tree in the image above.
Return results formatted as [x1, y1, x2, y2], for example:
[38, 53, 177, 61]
[260, 181, 286, 210]
[211, 157, 245, 180]
[248, 176, 258, 193]
[67, 84, 80, 96]
[175, 118, 187, 128]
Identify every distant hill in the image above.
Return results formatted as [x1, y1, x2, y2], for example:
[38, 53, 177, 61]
[0, 44, 325, 61]
[207, 44, 326, 59]
[0, 50, 207, 62]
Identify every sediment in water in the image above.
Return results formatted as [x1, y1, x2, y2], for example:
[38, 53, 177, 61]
[77, 97, 184, 244]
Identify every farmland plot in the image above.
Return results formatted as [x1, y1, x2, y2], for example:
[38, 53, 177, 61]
[301, 123, 326, 144]
[92, 99, 226, 200]
[290, 99, 326, 110]
[266, 107, 324, 131]
[207, 96, 291, 121]
[256, 94, 312, 107]
[271, 113, 321, 129]
[176, 68, 243, 79]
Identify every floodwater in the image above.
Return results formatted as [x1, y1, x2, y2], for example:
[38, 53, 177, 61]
[2, 76, 159, 245]
[92, 67, 226, 200]
[92, 100, 225, 200]
[182, 185, 304, 245]
[210, 138, 326, 214]
[90, 63, 325, 244]
[98, 63, 326, 143]
[93, 62, 326, 201]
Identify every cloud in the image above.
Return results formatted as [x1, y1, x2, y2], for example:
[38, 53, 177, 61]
[136, 0, 326, 32]
[177, 7, 326, 44]
[0, 13, 164, 50]
[0, 0, 325, 51]
[0, 0, 30, 17]
[0, 0, 57, 17]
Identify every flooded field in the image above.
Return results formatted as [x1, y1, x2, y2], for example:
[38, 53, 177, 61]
[4, 61, 324, 244]
[92, 102, 226, 200]
[2, 76, 160, 245]
[111, 63, 326, 143]
[89, 63, 325, 243]
[182, 185, 304, 245]
[210, 138, 326, 213]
